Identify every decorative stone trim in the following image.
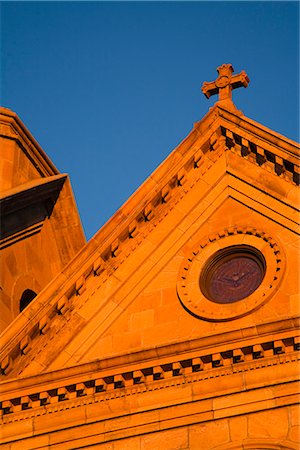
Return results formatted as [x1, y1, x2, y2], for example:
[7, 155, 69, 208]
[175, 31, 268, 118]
[0, 222, 43, 250]
[0, 336, 298, 422]
[177, 227, 284, 321]
[221, 126, 299, 185]
[0, 123, 18, 138]
[0, 108, 58, 176]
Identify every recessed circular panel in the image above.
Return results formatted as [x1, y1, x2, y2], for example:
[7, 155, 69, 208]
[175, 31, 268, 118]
[176, 228, 284, 322]
[200, 246, 266, 304]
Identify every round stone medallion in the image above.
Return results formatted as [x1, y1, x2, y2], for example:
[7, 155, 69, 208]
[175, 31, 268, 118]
[200, 245, 266, 304]
[177, 228, 283, 322]
[215, 75, 230, 88]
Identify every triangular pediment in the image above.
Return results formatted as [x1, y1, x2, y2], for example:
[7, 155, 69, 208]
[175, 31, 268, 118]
[1, 103, 299, 380]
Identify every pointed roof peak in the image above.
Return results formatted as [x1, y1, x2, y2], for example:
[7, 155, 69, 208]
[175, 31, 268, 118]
[201, 64, 250, 110]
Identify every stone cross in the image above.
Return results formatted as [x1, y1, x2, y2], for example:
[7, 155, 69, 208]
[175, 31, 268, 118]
[202, 64, 250, 103]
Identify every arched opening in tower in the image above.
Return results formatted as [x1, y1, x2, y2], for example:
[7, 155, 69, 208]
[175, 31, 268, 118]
[20, 289, 37, 312]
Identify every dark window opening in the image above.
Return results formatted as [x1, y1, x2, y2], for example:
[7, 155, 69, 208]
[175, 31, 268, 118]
[20, 289, 37, 312]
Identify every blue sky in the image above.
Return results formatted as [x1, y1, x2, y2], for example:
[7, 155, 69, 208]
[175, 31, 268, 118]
[2, 1, 299, 239]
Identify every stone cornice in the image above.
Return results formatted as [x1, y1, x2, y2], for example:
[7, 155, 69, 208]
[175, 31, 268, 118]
[0, 333, 299, 423]
[1, 105, 299, 378]
[211, 105, 299, 158]
[0, 175, 68, 247]
[1, 317, 298, 394]
[0, 107, 58, 178]
[0, 174, 67, 214]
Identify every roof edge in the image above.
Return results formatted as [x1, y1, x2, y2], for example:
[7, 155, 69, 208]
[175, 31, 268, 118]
[0, 107, 59, 177]
[196, 104, 299, 156]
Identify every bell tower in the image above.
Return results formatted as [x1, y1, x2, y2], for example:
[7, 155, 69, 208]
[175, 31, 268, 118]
[0, 107, 86, 332]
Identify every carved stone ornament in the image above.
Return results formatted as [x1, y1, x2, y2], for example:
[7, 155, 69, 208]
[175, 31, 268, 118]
[177, 228, 284, 322]
[201, 64, 250, 102]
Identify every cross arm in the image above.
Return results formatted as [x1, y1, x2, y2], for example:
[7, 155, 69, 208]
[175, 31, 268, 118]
[201, 81, 218, 99]
[230, 71, 250, 90]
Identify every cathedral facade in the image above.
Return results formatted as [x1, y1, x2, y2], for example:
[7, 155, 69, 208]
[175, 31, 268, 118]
[0, 65, 299, 449]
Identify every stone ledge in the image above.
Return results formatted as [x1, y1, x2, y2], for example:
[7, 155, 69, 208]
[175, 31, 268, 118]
[1, 336, 299, 422]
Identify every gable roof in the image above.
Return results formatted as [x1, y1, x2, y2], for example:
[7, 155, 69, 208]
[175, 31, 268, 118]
[1, 100, 299, 380]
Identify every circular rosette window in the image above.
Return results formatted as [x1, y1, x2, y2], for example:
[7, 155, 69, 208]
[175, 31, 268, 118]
[177, 229, 284, 322]
[201, 245, 266, 304]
